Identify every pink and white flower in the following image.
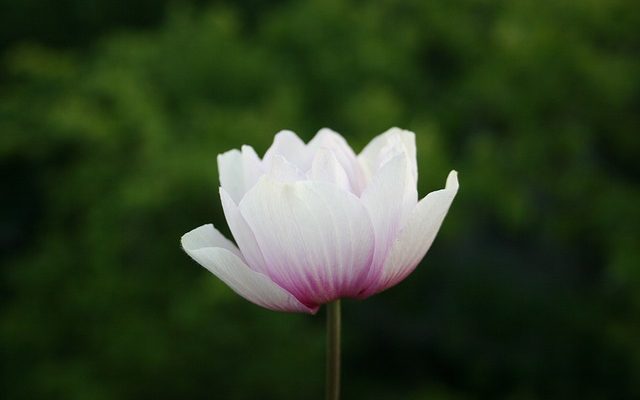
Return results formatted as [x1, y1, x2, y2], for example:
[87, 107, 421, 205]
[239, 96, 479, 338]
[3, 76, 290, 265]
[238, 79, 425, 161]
[181, 128, 458, 313]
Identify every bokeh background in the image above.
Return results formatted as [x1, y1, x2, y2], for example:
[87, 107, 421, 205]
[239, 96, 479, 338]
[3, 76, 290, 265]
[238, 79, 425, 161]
[1, 0, 639, 399]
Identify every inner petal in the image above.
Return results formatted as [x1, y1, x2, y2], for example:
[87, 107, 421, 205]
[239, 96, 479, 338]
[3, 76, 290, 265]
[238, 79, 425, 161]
[308, 128, 366, 195]
[308, 148, 351, 192]
[263, 130, 312, 172]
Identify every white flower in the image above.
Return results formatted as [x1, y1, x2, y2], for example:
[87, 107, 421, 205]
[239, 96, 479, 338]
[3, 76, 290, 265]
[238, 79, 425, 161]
[181, 128, 458, 313]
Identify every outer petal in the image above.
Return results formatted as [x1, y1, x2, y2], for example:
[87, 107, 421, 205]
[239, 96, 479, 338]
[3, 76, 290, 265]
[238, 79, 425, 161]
[358, 127, 417, 186]
[368, 170, 459, 294]
[220, 188, 269, 274]
[180, 223, 242, 258]
[263, 130, 312, 172]
[309, 128, 366, 194]
[217, 145, 263, 203]
[238, 177, 375, 306]
[358, 154, 417, 295]
[182, 225, 317, 313]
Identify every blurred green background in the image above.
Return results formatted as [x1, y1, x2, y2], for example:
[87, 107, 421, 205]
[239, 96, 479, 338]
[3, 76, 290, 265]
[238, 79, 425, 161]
[1, 0, 639, 399]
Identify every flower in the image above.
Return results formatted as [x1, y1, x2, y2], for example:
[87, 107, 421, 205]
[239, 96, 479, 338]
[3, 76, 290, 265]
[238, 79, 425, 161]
[181, 128, 458, 313]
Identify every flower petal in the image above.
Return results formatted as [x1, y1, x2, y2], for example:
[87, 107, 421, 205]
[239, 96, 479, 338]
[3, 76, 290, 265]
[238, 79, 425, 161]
[263, 130, 312, 171]
[358, 127, 417, 186]
[181, 223, 242, 258]
[181, 226, 316, 313]
[220, 188, 269, 274]
[358, 154, 417, 295]
[369, 170, 459, 294]
[308, 148, 351, 191]
[217, 145, 263, 203]
[238, 177, 375, 306]
[269, 154, 306, 183]
[309, 128, 365, 194]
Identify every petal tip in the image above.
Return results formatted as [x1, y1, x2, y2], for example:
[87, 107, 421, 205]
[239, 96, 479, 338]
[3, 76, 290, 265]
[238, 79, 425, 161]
[240, 144, 259, 156]
[318, 127, 335, 133]
[316, 127, 341, 137]
[274, 129, 301, 141]
[386, 127, 415, 138]
[446, 170, 459, 190]
[217, 148, 241, 161]
[181, 224, 214, 252]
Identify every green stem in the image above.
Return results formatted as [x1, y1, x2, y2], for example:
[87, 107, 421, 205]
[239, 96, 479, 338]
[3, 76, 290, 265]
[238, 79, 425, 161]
[326, 300, 341, 400]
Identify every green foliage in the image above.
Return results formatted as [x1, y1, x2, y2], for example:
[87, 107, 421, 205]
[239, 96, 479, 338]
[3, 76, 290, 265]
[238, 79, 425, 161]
[1, 0, 639, 398]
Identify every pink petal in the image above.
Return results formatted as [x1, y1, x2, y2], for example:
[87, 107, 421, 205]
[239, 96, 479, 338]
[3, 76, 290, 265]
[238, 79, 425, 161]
[181, 225, 317, 313]
[358, 154, 417, 296]
[238, 177, 375, 306]
[368, 170, 459, 294]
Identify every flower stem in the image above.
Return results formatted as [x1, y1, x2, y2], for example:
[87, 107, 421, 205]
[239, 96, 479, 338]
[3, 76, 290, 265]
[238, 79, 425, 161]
[326, 300, 341, 400]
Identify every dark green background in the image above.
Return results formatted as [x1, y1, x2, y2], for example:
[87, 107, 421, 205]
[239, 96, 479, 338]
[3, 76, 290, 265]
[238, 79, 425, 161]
[1, 0, 639, 399]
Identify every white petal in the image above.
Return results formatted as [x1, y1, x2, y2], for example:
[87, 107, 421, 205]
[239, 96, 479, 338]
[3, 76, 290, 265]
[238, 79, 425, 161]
[181, 224, 242, 258]
[371, 170, 459, 293]
[181, 228, 316, 313]
[359, 154, 417, 293]
[308, 148, 351, 191]
[217, 149, 243, 202]
[268, 154, 306, 183]
[220, 188, 269, 274]
[240, 145, 264, 190]
[217, 145, 263, 203]
[239, 177, 375, 305]
[309, 128, 366, 194]
[263, 130, 312, 171]
[358, 127, 417, 186]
